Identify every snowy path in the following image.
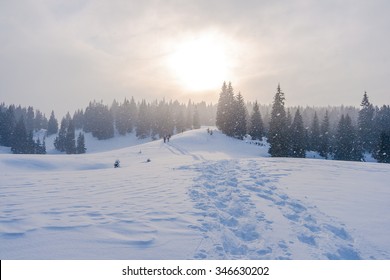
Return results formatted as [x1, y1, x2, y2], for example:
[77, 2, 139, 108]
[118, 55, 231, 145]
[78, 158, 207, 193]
[184, 159, 367, 259]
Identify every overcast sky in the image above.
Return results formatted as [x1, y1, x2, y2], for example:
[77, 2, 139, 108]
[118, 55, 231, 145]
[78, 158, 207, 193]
[1, 0, 390, 117]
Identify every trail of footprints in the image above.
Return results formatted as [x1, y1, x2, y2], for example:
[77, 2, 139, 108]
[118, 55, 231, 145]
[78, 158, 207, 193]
[188, 159, 362, 260]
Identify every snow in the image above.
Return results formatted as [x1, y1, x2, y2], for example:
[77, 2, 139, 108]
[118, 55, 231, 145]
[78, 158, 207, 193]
[1, 128, 390, 259]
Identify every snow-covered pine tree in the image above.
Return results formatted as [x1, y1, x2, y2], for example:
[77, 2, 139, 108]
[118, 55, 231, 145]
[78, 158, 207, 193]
[376, 131, 390, 163]
[216, 82, 236, 137]
[136, 100, 150, 139]
[47, 111, 59, 136]
[248, 101, 264, 140]
[290, 109, 306, 158]
[310, 112, 321, 152]
[11, 117, 27, 154]
[54, 118, 67, 152]
[268, 84, 289, 157]
[175, 108, 186, 133]
[216, 82, 228, 133]
[1, 106, 16, 147]
[26, 106, 35, 133]
[334, 114, 362, 161]
[76, 132, 86, 154]
[319, 110, 330, 158]
[192, 106, 201, 129]
[233, 92, 247, 139]
[358, 92, 375, 153]
[185, 100, 193, 130]
[65, 120, 76, 154]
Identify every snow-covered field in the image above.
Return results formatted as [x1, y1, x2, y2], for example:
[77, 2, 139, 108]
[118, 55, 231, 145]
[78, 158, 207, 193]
[1, 128, 390, 259]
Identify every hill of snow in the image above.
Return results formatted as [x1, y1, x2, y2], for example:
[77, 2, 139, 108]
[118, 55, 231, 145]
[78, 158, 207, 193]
[1, 128, 390, 259]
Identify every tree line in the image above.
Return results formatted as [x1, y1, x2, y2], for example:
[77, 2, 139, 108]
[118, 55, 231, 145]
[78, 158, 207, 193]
[2, 86, 389, 162]
[0, 98, 215, 154]
[216, 82, 390, 163]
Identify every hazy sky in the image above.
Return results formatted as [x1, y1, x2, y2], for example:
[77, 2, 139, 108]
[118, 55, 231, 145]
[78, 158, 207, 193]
[1, 0, 390, 117]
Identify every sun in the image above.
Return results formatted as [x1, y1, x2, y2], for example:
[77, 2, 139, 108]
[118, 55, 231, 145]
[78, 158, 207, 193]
[167, 33, 233, 92]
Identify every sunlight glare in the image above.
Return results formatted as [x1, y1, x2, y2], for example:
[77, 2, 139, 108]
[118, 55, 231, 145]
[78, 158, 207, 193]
[167, 33, 233, 92]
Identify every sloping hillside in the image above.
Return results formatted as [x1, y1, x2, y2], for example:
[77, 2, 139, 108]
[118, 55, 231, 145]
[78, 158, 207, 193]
[1, 128, 389, 259]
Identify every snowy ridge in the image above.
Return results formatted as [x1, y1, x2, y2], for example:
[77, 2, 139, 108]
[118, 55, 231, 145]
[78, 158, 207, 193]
[1, 128, 390, 259]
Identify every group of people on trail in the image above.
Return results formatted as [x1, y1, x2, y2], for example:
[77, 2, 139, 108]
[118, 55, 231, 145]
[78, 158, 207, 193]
[207, 128, 214, 135]
[163, 135, 171, 143]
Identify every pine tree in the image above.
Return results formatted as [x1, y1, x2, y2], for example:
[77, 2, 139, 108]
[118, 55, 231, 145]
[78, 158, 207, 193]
[26, 131, 35, 154]
[1, 106, 16, 147]
[319, 110, 330, 158]
[116, 98, 131, 135]
[76, 132, 86, 154]
[65, 120, 76, 154]
[310, 112, 321, 152]
[185, 100, 193, 130]
[268, 84, 289, 157]
[128, 97, 138, 133]
[11, 117, 28, 154]
[290, 109, 306, 158]
[192, 106, 201, 129]
[26, 106, 35, 133]
[216, 82, 228, 132]
[358, 92, 375, 152]
[136, 100, 150, 139]
[216, 82, 236, 136]
[376, 132, 390, 163]
[54, 118, 67, 152]
[334, 114, 362, 161]
[248, 101, 264, 140]
[47, 111, 59, 136]
[233, 92, 247, 139]
[72, 109, 84, 130]
[175, 108, 186, 133]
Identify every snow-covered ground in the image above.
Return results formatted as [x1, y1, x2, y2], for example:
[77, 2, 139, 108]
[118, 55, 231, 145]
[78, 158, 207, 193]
[1, 128, 390, 259]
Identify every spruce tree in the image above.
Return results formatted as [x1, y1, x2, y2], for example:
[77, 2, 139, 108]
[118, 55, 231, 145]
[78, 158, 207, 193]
[248, 101, 264, 140]
[290, 109, 306, 158]
[76, 132, 86, 154]
[47, 111, 59, 136]
[334, 114, 362, 161]
[1, 106, 16, 147]
[175, 109, 186, 133]
[192, 106, 201, 129]
[319, 111, 330, 158]
[376, 132, 390, 163]
[185, 100, 193, 130]
[26, 106, 35, 133]
[65, 120, 76, 154]
[233, 92, 247, 139]
[136, 100, 150, 139]
[54, 118, 67, 152]
[11, 117, 28, 154]
[268, 84, 289, 157]
[358, 92, 375, 152]
[216, 82, 235, 136]
[26, 131, 35, 154]
[216, 82, 228, 132]
[310, 112, 321, 152]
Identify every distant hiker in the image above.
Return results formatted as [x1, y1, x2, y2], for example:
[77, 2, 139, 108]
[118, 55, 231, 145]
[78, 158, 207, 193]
[167, 135, 171, 142]
[114, 159, 120, 168]
[207, 128, 210, 134]
[210, 129, 213, 135]
[163, 136, 166, 143]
